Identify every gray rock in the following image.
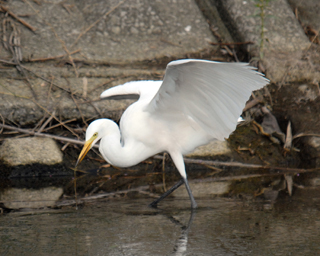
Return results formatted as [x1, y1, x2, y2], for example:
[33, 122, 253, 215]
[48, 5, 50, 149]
[186, 140, 231, 158]
[0, 137, 63, 166]
[0, 187, 63, 209]
[173, 180, 231, 197]
[304, 137, 320, 167]
[298, 84, 318, 102]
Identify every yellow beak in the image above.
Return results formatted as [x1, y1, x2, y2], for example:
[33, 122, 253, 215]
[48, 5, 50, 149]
[76, 135, 96, 166]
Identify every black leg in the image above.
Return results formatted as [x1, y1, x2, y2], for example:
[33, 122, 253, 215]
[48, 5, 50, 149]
[183, 178, 197, 209]
[148, 178, 198, 209]
[149, 179, 184, 208]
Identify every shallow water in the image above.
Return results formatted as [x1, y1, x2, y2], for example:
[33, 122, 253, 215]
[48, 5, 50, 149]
[1, 187, 320, 256]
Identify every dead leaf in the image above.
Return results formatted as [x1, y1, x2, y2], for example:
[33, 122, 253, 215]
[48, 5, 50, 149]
[284, 121, 292, 150]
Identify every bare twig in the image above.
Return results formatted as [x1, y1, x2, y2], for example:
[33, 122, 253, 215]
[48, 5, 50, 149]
[20, 64, 73, 94]
[243, 96, 263, 112]
[61, 3, 73, 15]
[32, 113, 48, 132]
[49, 25, 79, 77]
[0, 123, 95, 147]
[37, 110, 56, 134]
[23, 0, 78, 77]
[160, 38, 181, 47]
[0, 91, 77, 140]
[32, 100, 80, 138]
[0, 122, 317, 177]
[28, 49, 81, 62]
[0, 5, 37, 31]
[55, 184, 161, 207]
[153, 155, 316, 174]
[0, 90, 80, 138]
[70, 91, 87, 127]
[293, 133, 320, 140]
[0, 59, 17, 65]
[71, 0, 125, 48]
[42, 118, 77, 132]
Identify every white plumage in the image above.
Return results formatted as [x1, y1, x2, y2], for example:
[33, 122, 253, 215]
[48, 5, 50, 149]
[77, 59, 269, 208]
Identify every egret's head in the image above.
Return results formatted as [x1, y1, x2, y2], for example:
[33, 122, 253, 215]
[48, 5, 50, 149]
[76, 119, 106, 166]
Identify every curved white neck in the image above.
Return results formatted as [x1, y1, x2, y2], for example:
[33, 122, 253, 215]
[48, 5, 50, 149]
[98, 121, 154, 168]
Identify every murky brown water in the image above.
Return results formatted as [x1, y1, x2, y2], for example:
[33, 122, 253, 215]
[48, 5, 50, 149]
[1, 186, 320, 256]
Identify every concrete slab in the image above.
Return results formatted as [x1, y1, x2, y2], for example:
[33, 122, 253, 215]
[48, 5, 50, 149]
[216, 0, 320, 83]
[288, 0, 320, 32]
[217, 0, 310, 57]
[2, 0, 215, 62]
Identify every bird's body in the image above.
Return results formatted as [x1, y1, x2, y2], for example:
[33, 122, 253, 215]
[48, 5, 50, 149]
[77, 59, 269, 208]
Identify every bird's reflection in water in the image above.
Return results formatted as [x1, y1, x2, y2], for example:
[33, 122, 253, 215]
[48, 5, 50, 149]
[167, 209, 196, 256]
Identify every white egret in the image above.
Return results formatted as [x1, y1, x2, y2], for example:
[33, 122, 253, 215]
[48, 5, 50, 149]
[76, 59, 269, 208]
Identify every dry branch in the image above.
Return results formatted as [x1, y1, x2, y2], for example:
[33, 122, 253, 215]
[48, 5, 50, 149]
[23, 0, 78, 77]
[0, 5, 37, 31]
[28, 49, 81, 62]
[0, 123, 95, 148]
[153, 155, 316, 174]
[71, 0, 125, 48]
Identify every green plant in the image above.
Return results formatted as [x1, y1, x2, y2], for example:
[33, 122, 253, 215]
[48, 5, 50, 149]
[253, 0, 272, 60]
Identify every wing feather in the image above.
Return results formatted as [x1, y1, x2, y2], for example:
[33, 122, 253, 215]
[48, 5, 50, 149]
[100, 80, 162, 102]
[146, 59, 269, 140]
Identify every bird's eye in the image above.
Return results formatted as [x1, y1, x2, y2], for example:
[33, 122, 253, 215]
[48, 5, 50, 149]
[93, 132, 98, 137]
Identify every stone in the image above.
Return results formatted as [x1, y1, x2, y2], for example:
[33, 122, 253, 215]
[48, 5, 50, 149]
[297, 84, 318, 102]
[0, 187, 63, 209]
[186, 140, 231, 158]
[0, 137, 63, 166]
[304, 137, 320, 167]
[173, 180, 231, 198]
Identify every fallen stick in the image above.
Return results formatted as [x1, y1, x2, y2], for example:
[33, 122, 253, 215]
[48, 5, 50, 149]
[0, 123, 317, 174]
[20, 64, 72, 94]
[54, 171, 305, 207]
[0, 123, 96, 147]
[28, 49, 81, 62]
[56, 183, 166, 207]
[42, 118, 77, 132]
[153, 155, 316, 174]
[0, 5, 37, 31]
[71, 0, 125, 48]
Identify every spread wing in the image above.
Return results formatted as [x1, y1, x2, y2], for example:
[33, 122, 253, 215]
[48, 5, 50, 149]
[145, 59, 269, 140]
[100, 80, 162, 102]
